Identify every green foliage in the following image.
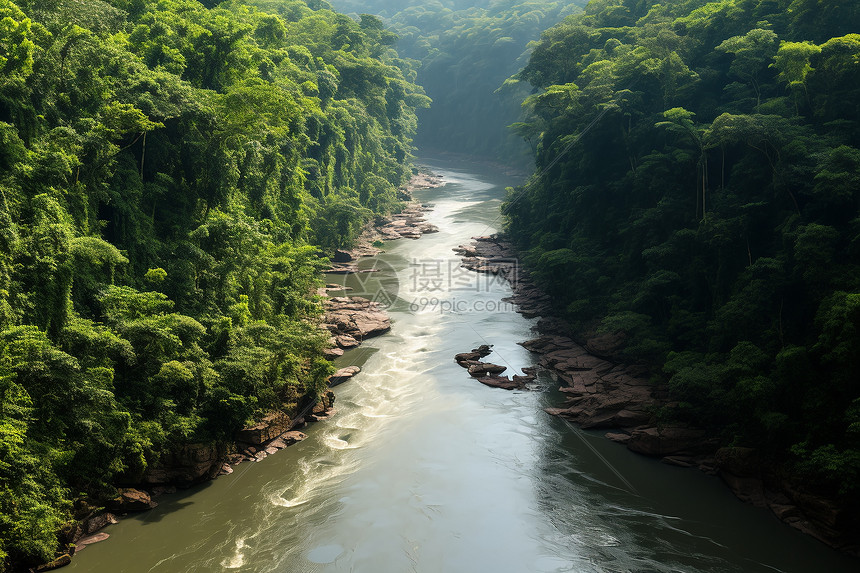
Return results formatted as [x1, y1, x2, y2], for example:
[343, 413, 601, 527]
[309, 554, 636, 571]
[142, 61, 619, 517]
[0, 0, 425, 568]
[329, 0, 587, 165]
[507, 0, 860, 501]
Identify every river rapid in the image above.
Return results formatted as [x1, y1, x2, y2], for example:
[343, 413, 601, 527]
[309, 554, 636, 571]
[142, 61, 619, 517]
[69, 158, 857, 573]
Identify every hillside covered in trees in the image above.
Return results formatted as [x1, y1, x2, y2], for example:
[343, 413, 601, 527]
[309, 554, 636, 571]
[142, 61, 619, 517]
[506, 0, 860, 506]
[331, 0, 586, 165]
[0, 0, 427, 568]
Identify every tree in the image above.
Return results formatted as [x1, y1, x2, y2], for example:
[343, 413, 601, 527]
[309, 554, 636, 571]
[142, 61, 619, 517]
[715, 28, 779, 112]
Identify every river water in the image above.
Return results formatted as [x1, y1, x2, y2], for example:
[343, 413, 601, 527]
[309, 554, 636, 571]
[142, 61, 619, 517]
[70, 158, 856, 573]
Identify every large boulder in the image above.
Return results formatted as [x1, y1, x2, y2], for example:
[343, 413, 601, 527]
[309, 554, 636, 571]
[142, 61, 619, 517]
[329, 365, 360, 386]
[467, 362, 507, 376]
[324, 297, 391, 339]
[236, 412, 293, 445]
[475, 375, 524, 390]
[268, 431, 307, 450]
[34, 554, 72, 572]
[141, 442, 225, 485]
[74, 532, 111, 552]
[454, 345, 493, 364]
[106, 488, 157, 512]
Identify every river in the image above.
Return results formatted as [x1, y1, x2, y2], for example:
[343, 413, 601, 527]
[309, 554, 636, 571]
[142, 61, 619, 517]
[69, 158, 857, 573]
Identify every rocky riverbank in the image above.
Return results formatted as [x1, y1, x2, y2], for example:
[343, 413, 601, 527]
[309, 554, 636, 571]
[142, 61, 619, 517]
[454, 234, 860, 555]
[321, 297, 391, 359]
[50, 171, 446, 569]
[325, 203, 439, 274]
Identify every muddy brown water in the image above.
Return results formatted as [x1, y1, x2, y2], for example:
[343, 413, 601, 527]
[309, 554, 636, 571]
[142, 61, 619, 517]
[69, 158, 857, 572]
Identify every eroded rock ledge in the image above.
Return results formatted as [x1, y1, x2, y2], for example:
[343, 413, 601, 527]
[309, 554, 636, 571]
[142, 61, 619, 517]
[453, 344, 537, 390]
[321, 296, 391, 359]
[456, 234, 860, 555]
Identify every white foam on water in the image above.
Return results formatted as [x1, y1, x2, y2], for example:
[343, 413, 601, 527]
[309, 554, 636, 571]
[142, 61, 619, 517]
[270, 496, 308, 508]
[220, 538, 245, 569]
[324, 436, 356, 450]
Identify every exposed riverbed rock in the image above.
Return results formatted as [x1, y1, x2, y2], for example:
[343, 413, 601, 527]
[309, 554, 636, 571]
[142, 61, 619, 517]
[625, 426, 714, 457]
[332, 249, 354, 262]
[522, 335, 657, 429]
[405, 171, 444, 190]
[454, 344, 492, 364]
[63, 511, 119, 551]
[329, 365, 361, 386]
[712, 447, 860, 553]
[454, 344, 535, 390]
[323, 297, 391, 339]
[467, 362, 507, 376]
[334, 334, 360, 349]
[475, 375, 525, 390]
[106, 488, 157, 512]
[459, 234, 860, 555]
[457, 236, 661, 427]
[268, 431, 307, 450]
[74, 531, 111, 552]
[324, 347, 344, 360]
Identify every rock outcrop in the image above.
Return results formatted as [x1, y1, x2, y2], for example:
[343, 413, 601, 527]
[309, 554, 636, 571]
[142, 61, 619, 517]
[106, 488, 158, 512]
[453, 344, 535, 391]
[328, 365, 361, 387]
[457, 234, 860, 555]
[467, 362, 507, 375]
[140, 442, 224, 485]
[33, 554, 72, 572]
[454, 344, 493, 364]
[520, 334, 657, 429]
[323, 296, 391, 339]
[235, 412, 294, 445]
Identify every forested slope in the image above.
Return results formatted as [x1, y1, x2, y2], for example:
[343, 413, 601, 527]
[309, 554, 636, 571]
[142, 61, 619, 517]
[506, 0, 860, 506]
[331, 0, 587, 165]
[0, 0, 427, 568]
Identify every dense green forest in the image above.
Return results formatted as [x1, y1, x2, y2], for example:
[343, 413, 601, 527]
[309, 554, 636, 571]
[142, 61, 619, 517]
[0, 0, 427, 568]
[331, 0, 586, 165]
[505, 0, 860, 500]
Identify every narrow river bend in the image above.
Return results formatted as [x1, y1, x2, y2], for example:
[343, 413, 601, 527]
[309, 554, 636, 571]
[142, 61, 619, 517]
[70, 158, 856, 573]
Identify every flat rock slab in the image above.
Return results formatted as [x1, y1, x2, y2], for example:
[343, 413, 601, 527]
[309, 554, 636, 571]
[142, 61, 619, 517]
[467, 362, 507, 375]
[454, 344, 493, 365]
[329, 365, 361, 386]
[106, 488, 157, 512]
[324, 297, 391, 339]
[475, 375, 526, 390]
[75, 532, 110, 550]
